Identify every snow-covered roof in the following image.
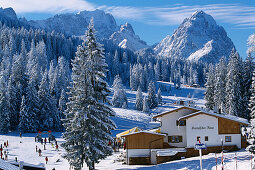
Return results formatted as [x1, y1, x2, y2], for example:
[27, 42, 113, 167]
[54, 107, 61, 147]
[122, 131, 166, 137]
[0, 159, 19, 170]
[153, 106, 199, 118]
[179, 111, 249, 125]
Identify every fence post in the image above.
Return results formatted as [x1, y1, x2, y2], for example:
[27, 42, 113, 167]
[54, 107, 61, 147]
[251, 152, 253, 170]
[235, 153, 237, 170]
[221, 151, 224, 170]
[215, 153, 217, 170]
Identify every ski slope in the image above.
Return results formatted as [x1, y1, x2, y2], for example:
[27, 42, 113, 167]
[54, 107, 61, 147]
[0, 81, 212, 169]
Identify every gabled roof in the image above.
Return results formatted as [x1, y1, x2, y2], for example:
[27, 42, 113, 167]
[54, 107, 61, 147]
[116, 127, 140, 138]
[153, 106, 199, 118]
[179, 111, 249, 125]
[122, 131, 166, 137]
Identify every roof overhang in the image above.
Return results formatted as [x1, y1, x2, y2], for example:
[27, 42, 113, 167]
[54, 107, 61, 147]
[153, 106, 199, 119]
[122, 131, 166, 137]
[179, 111, 249, 126]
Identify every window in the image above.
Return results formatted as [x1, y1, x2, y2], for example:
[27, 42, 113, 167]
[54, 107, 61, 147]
[197, 136, 200, 142]
[176, 120, 186, 126]
[225, 136, 232, 142]
[205, 136, 208, 141]
[168, 136, 183, 143]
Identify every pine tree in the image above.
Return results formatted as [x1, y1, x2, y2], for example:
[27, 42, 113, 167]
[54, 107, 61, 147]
[157, 88, 162, 105]
[214, 57, 227, 113]
[226, 50, 243, 116]
[243, 54, 254, 119]
[205, 64, 215, 110]
[38, 71, 61, 131]
[135, 86, 143, 111]
[142, 96, 149, 113]
[112, 75, 128, 108]
[249, 71, 255, 119]
[59, 89, 68, 119]
[147, 81, 158, 109]
[62, 19, 116, 170]
[19, 79, 40, 132]
[0, 73, 10, 133]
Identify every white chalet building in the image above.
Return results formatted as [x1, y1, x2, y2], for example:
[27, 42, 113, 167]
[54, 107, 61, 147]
[153, 106, 249, 149]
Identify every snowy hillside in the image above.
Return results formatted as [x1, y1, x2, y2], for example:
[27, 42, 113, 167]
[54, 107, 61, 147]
[110, 81, 206, 136]
[154, 11, 235, 63]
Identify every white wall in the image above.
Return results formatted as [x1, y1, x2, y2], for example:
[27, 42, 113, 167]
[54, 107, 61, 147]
[186, 114, 242, 149]
[160, 108, 197, 147]
[219, 134, 241, 149]
[127, 149, 150, 158]
[186, 114, 219, 148]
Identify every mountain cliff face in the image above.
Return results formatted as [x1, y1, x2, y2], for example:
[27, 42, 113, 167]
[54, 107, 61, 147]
[29, 9, 118, 39]
[110, 23, 148, 51]
[154, 11, 235, 63]
[29, 10, 148, 51]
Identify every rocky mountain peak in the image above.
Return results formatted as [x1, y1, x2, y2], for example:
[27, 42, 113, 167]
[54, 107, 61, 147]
[154, 11, 235, 63]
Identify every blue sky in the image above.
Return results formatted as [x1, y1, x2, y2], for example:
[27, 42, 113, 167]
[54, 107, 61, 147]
[1, 0, 255, 58]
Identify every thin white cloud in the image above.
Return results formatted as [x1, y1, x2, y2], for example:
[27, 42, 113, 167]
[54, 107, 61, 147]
[101, 4, 255, 28]
[1, 1, 255, 28]
[0, 0, 95, 13]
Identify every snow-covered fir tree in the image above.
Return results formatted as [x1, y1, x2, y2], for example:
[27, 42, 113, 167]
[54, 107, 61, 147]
[59, 89, 68, 119]
[147, 81, 158, 109]
[62, 19, 116, 170]
[205, 64, 215, 110]
[214, 57, 227, 113]
[157, 88, 162, 105]
[18, 95, 37, 133]
[18, 79, 40, 132]
[225, 50, 243, 116]
[38, 71, 62, 131]
[0, 73, 10, 133]
[243, 54, 254, 119]
[112, 75, 128, 108]
[135, 86, 143, 111]
[142, 96, 149, 113]
[249, 71, 255, 119]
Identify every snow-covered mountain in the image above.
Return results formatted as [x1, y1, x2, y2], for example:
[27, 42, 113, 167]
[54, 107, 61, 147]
[109, 23, 148, 51]
[0, 7, 30, 28]
[29, 10, 149, 51]
[29, 9, 118, 39]
[154, 11, 235, 63]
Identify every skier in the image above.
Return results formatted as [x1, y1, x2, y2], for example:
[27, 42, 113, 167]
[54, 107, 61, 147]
[55, 140, 57, 146]
[56, 144, 59, 151]
[124, 142, 126, 150]
[41, 138, 43, 145]
[36, 145, 38, 152]
[45, 156, 48, 164]
[6, 140, 8, 147]
[44, 138, 47, 145]
[38, 149, 42, 156]
[19, 132, 22, 138]
[44, 144, 46, 150]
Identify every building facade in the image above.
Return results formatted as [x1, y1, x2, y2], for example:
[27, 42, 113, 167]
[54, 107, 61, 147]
[153, 106, 248, 149]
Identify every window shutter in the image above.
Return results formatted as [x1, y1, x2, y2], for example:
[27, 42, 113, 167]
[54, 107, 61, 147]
[168, 136, 173, 143]
[178, 136, 183, 142]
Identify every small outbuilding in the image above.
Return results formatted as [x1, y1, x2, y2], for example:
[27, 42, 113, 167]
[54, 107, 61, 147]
[123, 131, 165, 165]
